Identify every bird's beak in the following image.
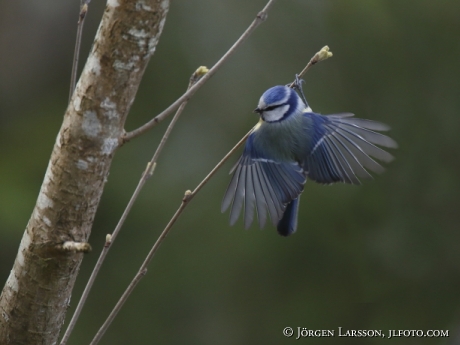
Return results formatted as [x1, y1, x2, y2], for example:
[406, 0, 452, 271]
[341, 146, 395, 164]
[254, 107, 262, 114]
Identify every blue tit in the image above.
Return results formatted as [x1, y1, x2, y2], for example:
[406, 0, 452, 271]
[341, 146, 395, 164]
[221, 84, 397, 236]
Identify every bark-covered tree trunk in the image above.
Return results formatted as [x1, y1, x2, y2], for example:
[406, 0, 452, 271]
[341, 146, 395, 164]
[0, 0, 169, 343]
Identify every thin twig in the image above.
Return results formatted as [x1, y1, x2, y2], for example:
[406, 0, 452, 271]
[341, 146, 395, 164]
[59, 236, 110, 345]
[88, 44, 333, 345]
[69, 1, 89, 102]
[89, 129, 252, 345]
[62, 0, 277, 340]
[287, 45, 333, 88]
[122, 0, 277, 143]
[59, 67, 208, 345]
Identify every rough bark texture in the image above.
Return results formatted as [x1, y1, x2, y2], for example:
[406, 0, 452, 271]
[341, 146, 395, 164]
[0, 0, 169, 343]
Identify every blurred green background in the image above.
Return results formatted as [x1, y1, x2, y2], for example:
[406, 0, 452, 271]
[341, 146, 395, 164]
[1, 0, 460, 344]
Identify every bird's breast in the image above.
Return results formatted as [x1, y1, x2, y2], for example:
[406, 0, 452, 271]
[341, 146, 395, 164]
[253, 115, 307, 162]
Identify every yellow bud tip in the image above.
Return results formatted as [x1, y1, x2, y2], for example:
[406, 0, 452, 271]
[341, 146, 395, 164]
[190, 66, 209, 86]
[317, 46, 333, 62]
[106, 234, 112, 244]
[195, 66, 209, 77]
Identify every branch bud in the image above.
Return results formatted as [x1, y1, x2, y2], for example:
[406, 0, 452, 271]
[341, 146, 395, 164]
[190, 66, 209, 85]
[315, 45, 333, 63]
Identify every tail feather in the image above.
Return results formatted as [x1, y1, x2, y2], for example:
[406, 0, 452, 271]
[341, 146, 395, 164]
[277, 197, 299, 236]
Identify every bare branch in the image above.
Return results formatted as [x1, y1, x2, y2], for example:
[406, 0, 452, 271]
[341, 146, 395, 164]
[122, 0, 278, 143]
[72, 5, 281, 343]
[89, 128, 252, 345]
[287, 45, 333, 88]
[69, 2, 89, 102]
[88, 44, 333, 343]
[59, 66, 208, 345]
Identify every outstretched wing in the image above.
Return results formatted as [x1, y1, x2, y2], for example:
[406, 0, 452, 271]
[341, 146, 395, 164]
[221, 133, 306, 229]
[304, 112, 398, 185]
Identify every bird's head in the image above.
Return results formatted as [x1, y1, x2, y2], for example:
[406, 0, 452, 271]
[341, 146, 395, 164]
[254, 85, 308, 123]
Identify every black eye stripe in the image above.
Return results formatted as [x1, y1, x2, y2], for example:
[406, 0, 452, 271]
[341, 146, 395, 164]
[263, 103, 287, 112]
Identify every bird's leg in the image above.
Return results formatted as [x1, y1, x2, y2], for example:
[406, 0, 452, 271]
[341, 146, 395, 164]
[292, 74, 308, 106]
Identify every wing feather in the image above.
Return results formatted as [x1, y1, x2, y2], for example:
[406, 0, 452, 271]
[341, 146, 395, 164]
[251, 163, 268, 228]
[326, 127, 373, 179]
[304, 112, 396, 184]
[221, 159, 241, 212]
[323, 134, 361, 184]
[222, 133, 306, 228]
[229, 165, 246, 225]
[254, 162, 281, 225]
[244, 163, 256, 229]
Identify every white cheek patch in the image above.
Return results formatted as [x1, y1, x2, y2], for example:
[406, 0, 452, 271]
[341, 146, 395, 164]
[263, 104, 289, 122]
[258, 98, 266, 109]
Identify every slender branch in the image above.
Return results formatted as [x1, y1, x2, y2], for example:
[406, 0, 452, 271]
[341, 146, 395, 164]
[63, 0, 278, 339]
[89, 128, 252, 345]
[149, 66, 209, 167]
[58, 236, 111, 345]
[69, 1, 90, 102]
[59, 67, 208, 345]
[122, 0, 277, 143]
[88, 43, 332, 345]
[287, 45, 333, 88]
